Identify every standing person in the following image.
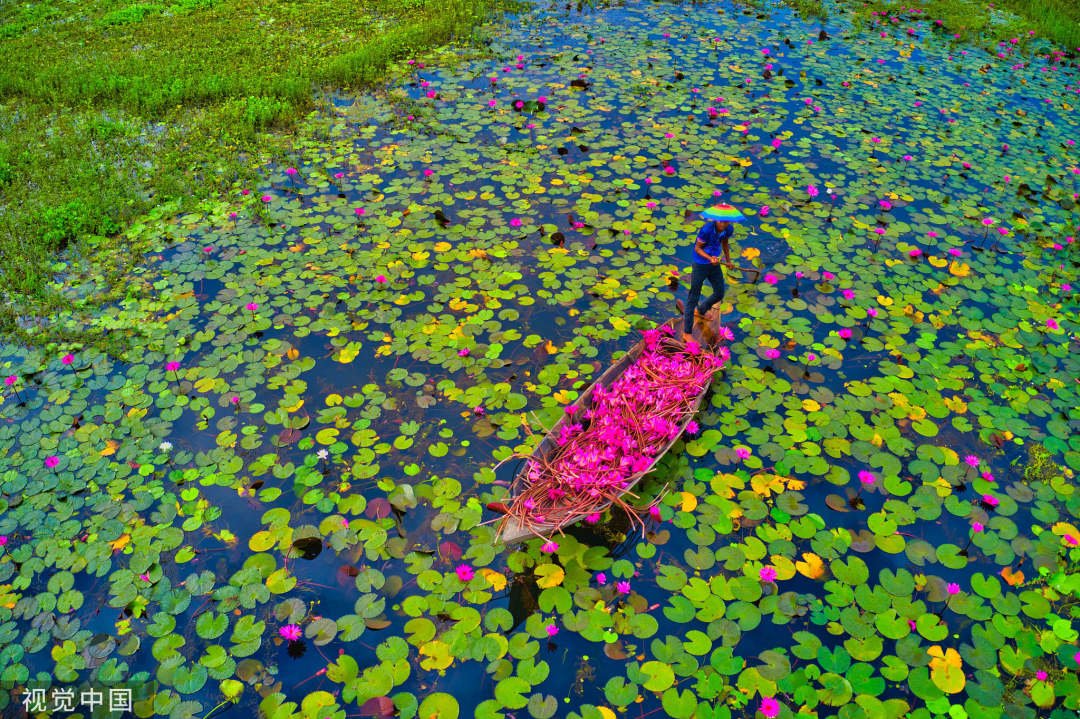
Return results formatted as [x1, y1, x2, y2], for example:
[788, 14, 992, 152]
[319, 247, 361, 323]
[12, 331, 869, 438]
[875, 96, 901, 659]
[683, 204, 742, 343]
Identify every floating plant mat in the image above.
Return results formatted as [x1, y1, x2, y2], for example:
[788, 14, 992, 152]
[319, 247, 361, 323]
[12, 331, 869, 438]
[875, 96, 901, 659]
[1, 0, 1078, 718]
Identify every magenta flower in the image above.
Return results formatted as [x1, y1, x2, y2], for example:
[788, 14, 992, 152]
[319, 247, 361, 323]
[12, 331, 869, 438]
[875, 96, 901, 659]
[873, 227, 886, 236]
[45, 456, 60, 469]
[540, 541, 559, 553]
[423, 168, 434, 177]
[759, 205, 770, 217]
[948, 248, 962, 257]
[1046, 318, 1059, 330]
[822, 271, 835, 281]
[759, 697, 780, 719]
[279, 624, 302, 641]
[585, 512, 600, 525]
[964, 455, 980, 468]
[545, 624, 559, 637]
[0, 535, 7, 546]
[1065, 535, 1078, 546]
[838, 328, 852, 339]
[509, 218, 522, 227]
[735, 447, 751, 460]
[488, 99, 497, 108]
[909, 248, 922, 258]
[764, 348, 780, 360]
[261, 195, 272, 203]
[866, 307, 879, 317]
[982, 217, 995, 227]
[245, 302, 258, 312]
[858, 470, 876, 486]
[3, 375, 15, 387]
[595, 572, 607, 585]
[140, 573, 151, 583]
[685, 420, 699, 435]
[927, 231, 939, 238]
[946, 582, 960, 596]
[763, 273, 778, 285]
[616, 581, 631, 595]
[61, 354, 74, 366]
[982, 494, 999, 508]
[228, 212, 237, 220]
[285, 167, 297, 176]
[807, 184, 819, 198]
[334, 172, 345, 179]
[842, 289, 855, 300]
[455, 564, 474, 582]
[165, 362, 180, 373]
[1036, 670, 1048, 681]
[759, 566, 777, 583]
[375, 275, 387, 284]
[203, 246, 214, 254]
[537, 95, 547, 104]
[879, 200, 892, 211]
[972, 521, 984, 533]
[230, 395, 240, 405]
[354, 207, 365, 217]
[458, 348, 470, 357]
[648, 505, 661, 520]
[473, 405, 485, 416]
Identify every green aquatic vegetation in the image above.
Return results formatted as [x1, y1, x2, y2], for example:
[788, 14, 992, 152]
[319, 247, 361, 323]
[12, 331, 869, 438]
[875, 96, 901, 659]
[1, 0, 1079, 717]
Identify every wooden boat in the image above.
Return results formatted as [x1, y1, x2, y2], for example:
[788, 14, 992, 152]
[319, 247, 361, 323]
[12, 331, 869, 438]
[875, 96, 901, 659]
[494, 317, 721, 544]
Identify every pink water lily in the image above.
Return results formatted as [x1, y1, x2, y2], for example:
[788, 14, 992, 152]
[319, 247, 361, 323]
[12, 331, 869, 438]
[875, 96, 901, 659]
[540, 541, 559, 553]
[45, 456, 60, 469]
[61, 354, 74, 366]
[759, 697, 780, 719]
[759, 566, 777, 583]
[279, 624, 302, 641]
[616, 581, 631, 595]
[455, 564, 474, 582]
[545, 624, 559, 637]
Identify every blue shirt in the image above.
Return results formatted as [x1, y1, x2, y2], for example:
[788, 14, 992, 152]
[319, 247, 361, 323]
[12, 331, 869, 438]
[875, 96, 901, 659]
[691, 222, 733, 265]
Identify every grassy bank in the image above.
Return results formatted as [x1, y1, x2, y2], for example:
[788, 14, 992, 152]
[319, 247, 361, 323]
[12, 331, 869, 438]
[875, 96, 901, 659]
[0, 0, 505, 340]
[845, 0, 1080, 49]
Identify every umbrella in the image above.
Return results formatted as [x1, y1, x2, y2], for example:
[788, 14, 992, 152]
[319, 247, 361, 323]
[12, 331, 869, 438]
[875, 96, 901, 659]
[700, 203, 746, 222]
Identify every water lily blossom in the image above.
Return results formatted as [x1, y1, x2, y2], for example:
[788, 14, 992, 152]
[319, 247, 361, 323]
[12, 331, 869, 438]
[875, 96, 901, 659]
[540, 541, 559, 553]
[455, 564, 474, 582]
[279, 624, 302, 641]
[759, 697, 780, 719]
[759, 566, 777, 583]
[616, 580, 631, 595]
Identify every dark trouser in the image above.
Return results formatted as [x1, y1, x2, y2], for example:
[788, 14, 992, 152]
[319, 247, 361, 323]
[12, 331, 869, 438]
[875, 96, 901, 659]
[683, 262, 725, 334]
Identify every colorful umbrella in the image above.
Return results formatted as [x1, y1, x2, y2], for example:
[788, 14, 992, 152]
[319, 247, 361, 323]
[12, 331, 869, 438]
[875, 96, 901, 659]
[700, 203, 746, 222]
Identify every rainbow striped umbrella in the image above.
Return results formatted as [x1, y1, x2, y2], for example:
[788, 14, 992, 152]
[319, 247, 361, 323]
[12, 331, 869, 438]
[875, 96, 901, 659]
[700, 203, 746, 222]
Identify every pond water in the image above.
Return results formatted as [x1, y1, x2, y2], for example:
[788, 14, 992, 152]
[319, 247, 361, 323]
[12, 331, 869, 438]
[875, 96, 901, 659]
[0, 1, 1078, 718]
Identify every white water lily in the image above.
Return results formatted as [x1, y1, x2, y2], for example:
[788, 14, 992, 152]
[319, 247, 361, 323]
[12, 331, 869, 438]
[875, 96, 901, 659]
[159, 441, 173, 452]
[317, 449, 329, 460]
